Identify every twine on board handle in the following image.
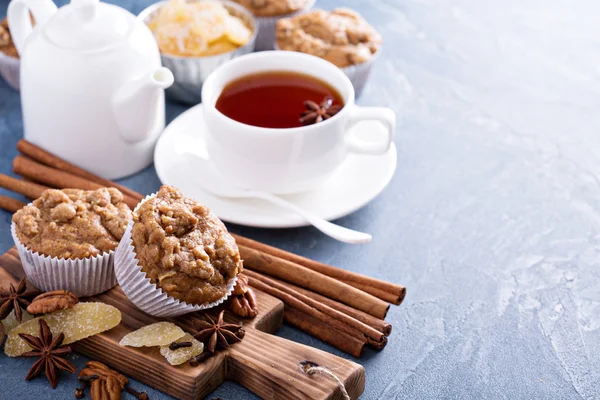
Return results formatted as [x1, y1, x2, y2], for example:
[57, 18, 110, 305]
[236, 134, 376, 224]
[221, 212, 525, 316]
[299, 361, 351, 400]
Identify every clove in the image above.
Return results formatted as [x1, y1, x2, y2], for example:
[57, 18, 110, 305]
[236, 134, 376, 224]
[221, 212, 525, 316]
[126, 385, 149, 400]
[169, 341, 192, 351]
[189, 350, 214, 366]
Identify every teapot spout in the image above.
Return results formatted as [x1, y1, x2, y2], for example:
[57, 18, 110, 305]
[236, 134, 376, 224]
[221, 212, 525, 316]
[113, 67, 174, 144]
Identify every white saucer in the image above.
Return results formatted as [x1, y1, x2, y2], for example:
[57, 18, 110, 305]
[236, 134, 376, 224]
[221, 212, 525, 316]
[154, 104, 397, 228]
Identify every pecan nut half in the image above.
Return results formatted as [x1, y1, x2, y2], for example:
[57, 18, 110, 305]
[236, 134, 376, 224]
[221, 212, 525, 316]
[79, 361, 128, 400]
[230, 275, 258, 318]
[233, 274, 250, 296]
[26, 290, 78, 315]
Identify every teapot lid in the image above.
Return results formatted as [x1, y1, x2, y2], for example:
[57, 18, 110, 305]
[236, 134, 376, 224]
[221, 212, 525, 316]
[44, 0, 135, 51]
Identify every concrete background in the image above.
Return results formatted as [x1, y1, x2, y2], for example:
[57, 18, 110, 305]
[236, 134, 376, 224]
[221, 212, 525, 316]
[1, 0, 598, 398]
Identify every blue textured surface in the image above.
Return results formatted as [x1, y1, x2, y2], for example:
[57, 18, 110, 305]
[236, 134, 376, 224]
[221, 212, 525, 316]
[2, 0, 599, 399]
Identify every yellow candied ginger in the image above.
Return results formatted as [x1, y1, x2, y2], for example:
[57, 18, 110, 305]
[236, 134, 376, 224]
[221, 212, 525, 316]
[119, 322, 185, 347]
[4, 302, 121, 357]
[1, 309, 34, 333]
[160, 333, 204, 366]
[147, 0, 252, 57]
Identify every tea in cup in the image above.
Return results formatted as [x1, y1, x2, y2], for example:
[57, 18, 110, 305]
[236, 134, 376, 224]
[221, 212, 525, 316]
[201, 51, 395, 194]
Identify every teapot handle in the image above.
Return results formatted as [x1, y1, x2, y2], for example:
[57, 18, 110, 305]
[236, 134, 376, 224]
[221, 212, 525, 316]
[8, 0, 57, 56]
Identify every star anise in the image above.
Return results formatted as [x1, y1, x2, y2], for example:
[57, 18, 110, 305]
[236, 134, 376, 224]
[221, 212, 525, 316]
[0, 278, 41, 322]
[299, 96, 343, 125]
[192, 310, 245, 353]
[19, 319, 76, 388]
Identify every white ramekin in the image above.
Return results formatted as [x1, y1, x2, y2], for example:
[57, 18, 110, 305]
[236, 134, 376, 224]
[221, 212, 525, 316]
[0, 52, 20, 90]
[138, 0, 258, 104]
[114, 193, 237, 317]
[11, 222, 117, 297]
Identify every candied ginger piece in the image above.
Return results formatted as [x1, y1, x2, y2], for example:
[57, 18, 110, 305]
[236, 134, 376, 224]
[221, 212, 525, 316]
[159, 333, 204, 366]
[154, 0, 191, 26]
[4, 302, 121, 357]
[2, 309, 34, 333]
[189, 13, 227, 44]
[119, 322, 185, 347]
[225, 15, 251, 45]
[147, 0, 251, 56]
[154, 23, 208, 56]
[203, 37, 238, 56]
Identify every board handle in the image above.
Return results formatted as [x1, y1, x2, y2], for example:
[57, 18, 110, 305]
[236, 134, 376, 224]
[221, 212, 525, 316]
[228, 328, 365, 400]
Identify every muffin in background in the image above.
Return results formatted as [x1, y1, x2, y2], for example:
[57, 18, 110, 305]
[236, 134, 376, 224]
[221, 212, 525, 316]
[231, 0, 315, 50]
[0, 18, 21, 90]
[276, 8, 382, 96]
[11, 188, 132, 296]
[115, 185, 242, 317]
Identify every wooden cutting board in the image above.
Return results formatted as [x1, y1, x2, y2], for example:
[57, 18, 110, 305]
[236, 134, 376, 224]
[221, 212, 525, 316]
[0, 248, 365, 400]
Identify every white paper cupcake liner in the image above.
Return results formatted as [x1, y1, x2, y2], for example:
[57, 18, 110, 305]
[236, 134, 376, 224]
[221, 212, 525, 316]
[254, 0, 316, 51]
[11, 222, 117, 297]
[0, 52, 20, 91]
[273, 43, 379, 97]
[341, 49, 380, 98]
[114, 193, 237, 317]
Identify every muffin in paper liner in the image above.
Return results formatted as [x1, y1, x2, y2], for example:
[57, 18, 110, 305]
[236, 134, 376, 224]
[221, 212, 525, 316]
[274, 43, 380, 97]
[114, 193, 238, 317]
[254, 0, 316, 51]
[11, 222, 117, 297]
[339, 49, 379, 97]
[0, 52, 20, 91]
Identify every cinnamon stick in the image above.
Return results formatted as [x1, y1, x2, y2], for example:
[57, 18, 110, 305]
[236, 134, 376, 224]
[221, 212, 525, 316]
[0, 174, 48, 200]
[0, 196, 25, 213]
[240, 244, 389, 319]
[345, 281, 404, 305]
[17, 140, 144, 202]
[13, 156, 140, 209]
[284, 308, 365, 358]
[247, 276, 386, 352]
[244, 271, 385, 343]
[257, 273, 392, 336]
[233, 235, 406, 305]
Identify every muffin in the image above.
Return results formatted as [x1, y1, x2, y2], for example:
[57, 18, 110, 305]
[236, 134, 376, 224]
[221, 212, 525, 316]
[231, 0, 315, 50]
[115, 185, 242, 317]
[276, 8, 382, 95]
[11, 188, 132, 296]
[0, 18, 21, 90]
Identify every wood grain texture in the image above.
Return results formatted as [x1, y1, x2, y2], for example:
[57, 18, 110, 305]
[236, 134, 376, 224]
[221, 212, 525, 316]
[0, 248, 365, 400]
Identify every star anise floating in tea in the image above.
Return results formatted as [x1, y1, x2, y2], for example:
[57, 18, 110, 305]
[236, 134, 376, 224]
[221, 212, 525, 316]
[299, 96, 343, 125]
[193, 310, 245, 354]
[19, 319, 76, 388]
[0, 278, 41, 322]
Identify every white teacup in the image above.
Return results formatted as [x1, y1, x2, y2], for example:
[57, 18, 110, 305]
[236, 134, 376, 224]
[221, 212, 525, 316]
[201, 51, 396, 195]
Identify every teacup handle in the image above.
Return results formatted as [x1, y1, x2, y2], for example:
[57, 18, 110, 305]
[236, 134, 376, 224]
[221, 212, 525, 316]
[345, 105, 396, 155]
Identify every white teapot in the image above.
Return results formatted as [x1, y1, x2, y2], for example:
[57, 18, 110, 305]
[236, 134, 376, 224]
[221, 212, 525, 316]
[8, 0, 174, 179]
